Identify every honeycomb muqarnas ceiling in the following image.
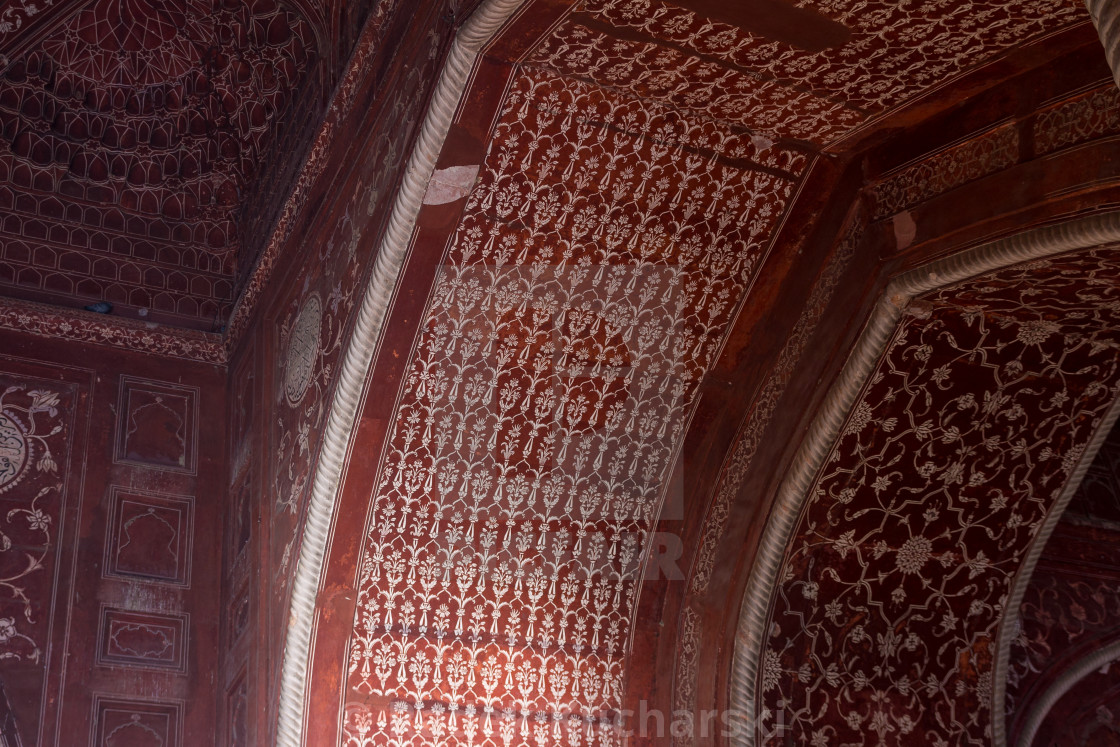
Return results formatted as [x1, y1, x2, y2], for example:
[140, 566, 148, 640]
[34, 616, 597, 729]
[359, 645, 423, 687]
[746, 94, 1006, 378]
[0, 0, 321, 330]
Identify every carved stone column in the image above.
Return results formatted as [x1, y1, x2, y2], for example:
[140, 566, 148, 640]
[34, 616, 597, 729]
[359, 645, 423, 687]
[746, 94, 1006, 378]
[1087, 0, 1120, 88]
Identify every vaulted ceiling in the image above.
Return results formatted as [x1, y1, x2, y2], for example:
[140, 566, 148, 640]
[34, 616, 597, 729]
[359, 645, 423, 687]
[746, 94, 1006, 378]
[2, 1, 1119, 746]
[0, 0, 373, 331]
[269, 1, 1120, 746]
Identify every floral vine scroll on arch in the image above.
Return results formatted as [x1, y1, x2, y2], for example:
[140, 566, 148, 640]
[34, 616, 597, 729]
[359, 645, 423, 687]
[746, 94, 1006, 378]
[730, 211, 1120, 747]
[0, 385, 68, 664]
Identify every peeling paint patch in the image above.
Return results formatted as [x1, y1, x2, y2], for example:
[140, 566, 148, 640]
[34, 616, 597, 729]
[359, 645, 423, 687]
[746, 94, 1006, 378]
[422, 165, 479, 205]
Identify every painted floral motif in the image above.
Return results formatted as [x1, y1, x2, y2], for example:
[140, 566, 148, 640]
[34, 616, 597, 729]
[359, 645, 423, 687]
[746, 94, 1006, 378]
[342, 63, 800, 746]
[0, 381, 70, 664]
[284, 295, 324, 406]
[1006, 567, 1120, 721]
[671, 212, 863, 746]
[872, 125, 1019, 218]
[761, 248, 1120, 745]
[0, 413, 26, 492]
[273, 267, 359, 516]
[1003, 443, 1120, 736]
[268, 14, 448, 526]
[1034, 84, 1120, 156]
[0, 1, 51, 40]
[690, 214, 863, 598]
[0, 388, 59, 496]
[226, 0, 401, 346]
[0, 298, 225, 364]
[530, 0, 1083, 145]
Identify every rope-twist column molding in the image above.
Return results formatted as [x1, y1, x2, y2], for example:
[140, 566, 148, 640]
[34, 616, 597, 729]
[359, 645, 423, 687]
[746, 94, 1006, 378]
[1087, 0, 1120, 89]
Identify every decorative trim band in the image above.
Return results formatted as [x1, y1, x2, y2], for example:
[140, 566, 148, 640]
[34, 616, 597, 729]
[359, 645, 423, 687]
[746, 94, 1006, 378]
[728, 210, 1120, 747]
[1014, 636, 1120, 747]
[274, 1, 527, 744]
[0, 297, 225, 365]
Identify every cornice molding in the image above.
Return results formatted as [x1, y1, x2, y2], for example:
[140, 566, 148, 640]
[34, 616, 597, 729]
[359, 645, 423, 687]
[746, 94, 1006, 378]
[729, 210, 1120, 747]
[0, 297, 225, 365]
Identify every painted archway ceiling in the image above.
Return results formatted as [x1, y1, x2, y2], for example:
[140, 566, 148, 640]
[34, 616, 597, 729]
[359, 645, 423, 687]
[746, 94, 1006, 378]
[331, 0, 1100, 744]
[531, 0, 1084, 145]
[761, 247, 1120, 744]
[0, 0, 364, 330]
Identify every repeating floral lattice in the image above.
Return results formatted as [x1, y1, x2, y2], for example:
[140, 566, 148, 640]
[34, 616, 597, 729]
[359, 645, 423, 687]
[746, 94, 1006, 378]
[529, 0, 1083, 145]
[342, 65, 802, 746]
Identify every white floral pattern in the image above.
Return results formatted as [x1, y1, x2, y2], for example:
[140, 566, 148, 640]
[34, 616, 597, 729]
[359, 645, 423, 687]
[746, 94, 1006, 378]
[0, 382, 69, 665]
[529, 0, 1083, 144]
[342, 63, 799, 746]
[760, 248, 1120, 745]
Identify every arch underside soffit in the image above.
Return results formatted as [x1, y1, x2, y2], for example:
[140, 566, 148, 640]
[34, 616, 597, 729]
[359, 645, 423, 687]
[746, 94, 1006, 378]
[1006, 428, 1120, 746]
[287, 0, 1120, 745]
[747, 237, 1120, 746]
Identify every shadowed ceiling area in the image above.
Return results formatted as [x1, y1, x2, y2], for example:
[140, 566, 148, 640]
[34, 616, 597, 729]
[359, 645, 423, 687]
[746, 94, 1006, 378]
[1008, 421, 1120, 746]
[759, 246, 1120, 743]
[0, 0, 374, 331]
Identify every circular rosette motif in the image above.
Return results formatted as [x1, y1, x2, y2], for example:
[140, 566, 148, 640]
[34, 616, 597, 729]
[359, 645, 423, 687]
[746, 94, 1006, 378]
[284, 294, 322, 406]
[0, 410, 29, 495]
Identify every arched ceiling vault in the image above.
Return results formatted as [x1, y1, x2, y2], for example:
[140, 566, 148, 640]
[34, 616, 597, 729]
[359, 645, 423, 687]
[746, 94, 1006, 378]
[738, 215, 1120, 746]
[279, 0, 1120, 745]
[0, 0, 376, 332]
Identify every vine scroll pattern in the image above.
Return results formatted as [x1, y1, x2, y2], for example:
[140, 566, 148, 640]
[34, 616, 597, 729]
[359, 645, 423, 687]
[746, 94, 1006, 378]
[760, 248, 1120, 745]
[0, 379, 72, 666]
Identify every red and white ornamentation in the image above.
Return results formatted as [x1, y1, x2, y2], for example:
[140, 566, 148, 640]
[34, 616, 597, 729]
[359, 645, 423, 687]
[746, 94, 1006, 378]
[760, 248, 1120, 745]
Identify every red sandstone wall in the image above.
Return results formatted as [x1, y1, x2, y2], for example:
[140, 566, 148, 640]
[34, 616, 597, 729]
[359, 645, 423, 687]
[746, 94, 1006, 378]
[220, 1, 484, 743]
[0, 328, 225, 746]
